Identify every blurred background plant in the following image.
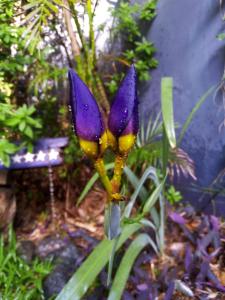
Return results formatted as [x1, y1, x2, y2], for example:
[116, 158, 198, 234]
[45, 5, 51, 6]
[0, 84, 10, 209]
[0, 1, 44, 166]
[105, 0, 158, 94]
[0, 0, 160, 204]
[0, 0, 159, 170]
[0, 226, 52, 299]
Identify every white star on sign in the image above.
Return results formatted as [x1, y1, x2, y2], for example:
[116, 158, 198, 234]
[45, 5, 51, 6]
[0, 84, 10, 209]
[36, 151, 46, 161]
[24, 152, 34, 162]
[12, 154, 22, 163]
[48, 149, 59, 160]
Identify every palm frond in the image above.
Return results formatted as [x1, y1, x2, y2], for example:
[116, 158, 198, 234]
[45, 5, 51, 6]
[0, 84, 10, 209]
[136, 112, 162, 147]
[20, 0, 62, 52]
[131, 113, 196, 180]
[168, 147, 196, 181]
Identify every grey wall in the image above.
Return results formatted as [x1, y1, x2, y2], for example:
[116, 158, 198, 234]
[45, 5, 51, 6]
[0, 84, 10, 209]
[140, 0, 225, 215]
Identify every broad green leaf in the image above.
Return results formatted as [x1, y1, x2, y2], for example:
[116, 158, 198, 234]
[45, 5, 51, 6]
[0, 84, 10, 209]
[56, 223, 142, 300]
[27, 105, 36, 115]
[24, 126, 33, 138]
[161, 77, 176, 148]
[27, 116, 42, 128]
[5, 118, 20, 127]
[1, 141, 17, 154]
[108, 234, 154, 300]
[1, 154, 10, 168]
[19, 121, 26, 132]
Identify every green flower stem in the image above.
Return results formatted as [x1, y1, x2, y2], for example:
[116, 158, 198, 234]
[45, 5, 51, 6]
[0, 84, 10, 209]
[95, 74, 110, 113]
[68, 2, 92, 84]
[111, 154, 127, 195]
[86, 0, 96, 69]
[68, 1, 110, 113]
[94, 158, 112, 200]
[69, 2, 89, 59]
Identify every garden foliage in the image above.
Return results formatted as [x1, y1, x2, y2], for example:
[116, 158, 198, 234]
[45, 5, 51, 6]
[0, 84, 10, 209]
[0, 227, 51, 299]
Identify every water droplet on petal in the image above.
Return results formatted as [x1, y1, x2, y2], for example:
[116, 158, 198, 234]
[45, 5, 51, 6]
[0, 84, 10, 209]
[83, 104, 89, 111]
[68, 105, 72, 112]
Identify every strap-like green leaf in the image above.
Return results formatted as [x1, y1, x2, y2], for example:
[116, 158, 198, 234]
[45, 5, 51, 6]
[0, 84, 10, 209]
[142, 177, 165, 213]
[161, 77, 176, 149]
[124, 166, 160, 227]
[123, 166, 160, 218]
[108, 233, 155, 300]
[55, 223, 142, 300]
[104, 203, 121, 240]
[123, 166, 148, 200]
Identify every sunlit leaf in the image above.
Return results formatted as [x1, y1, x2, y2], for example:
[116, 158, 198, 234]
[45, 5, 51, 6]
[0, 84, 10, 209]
[161, 77, 176, 149]
[24, 126, 33, 138]
[19, 121, 26, 132]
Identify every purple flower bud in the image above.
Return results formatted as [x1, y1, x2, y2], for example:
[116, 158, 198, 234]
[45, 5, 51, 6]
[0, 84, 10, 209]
[108, 64, 139, 137]
[68, 69, 104, 142]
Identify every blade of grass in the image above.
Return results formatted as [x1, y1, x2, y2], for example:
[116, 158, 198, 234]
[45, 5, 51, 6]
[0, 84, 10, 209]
[178, 85, 217, 145]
